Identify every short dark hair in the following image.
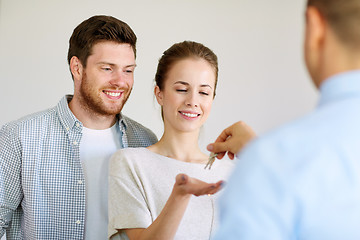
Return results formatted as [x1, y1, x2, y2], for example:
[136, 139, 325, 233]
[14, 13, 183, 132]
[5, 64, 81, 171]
[307, 0, 360, 50]
[67, 15, 137, 69]
[155, 41, 218, 98]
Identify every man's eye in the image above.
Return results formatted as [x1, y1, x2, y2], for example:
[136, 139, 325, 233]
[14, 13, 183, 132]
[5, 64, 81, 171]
[125, 70, 133, 73]
[176, 89, 187, 92]
[102, 67, 111, 71]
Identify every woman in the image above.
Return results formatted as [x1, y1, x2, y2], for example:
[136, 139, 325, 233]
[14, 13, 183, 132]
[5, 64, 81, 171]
[108, 41, 233, 240]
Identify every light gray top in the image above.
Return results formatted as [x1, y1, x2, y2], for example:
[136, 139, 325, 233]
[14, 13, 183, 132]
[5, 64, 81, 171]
[108, 147, 234, 240]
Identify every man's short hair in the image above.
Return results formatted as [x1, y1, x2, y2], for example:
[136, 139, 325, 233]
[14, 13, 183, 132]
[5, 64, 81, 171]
[67, 15, 137, 68]
[308, 0, 360, 50]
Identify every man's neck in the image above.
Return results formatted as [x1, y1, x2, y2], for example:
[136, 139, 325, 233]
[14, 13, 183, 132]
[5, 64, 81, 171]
[68, 97, 117, 130]
[317, 39, 360, 88]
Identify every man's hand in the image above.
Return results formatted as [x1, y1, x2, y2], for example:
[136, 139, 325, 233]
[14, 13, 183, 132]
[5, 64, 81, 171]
[207, 121, 256, 160]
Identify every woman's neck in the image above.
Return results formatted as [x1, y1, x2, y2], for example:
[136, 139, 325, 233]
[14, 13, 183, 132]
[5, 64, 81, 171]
[148, 129, 207, 164]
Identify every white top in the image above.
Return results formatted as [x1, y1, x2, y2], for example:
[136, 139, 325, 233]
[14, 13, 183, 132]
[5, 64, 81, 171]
[108, 147, 234, 240]
[80, 123, 121, 240]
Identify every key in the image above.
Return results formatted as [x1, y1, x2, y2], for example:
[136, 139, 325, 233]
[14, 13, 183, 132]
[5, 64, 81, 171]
[204, 152, 218, 170]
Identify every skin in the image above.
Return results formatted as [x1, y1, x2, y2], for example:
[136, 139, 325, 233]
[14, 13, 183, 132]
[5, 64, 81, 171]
[207, 121, 256, 160]
[152, 58, 216, 163]
[69, 41, 136, 130]
[123, 58, 223, 240]
[207, 6, 360, 158]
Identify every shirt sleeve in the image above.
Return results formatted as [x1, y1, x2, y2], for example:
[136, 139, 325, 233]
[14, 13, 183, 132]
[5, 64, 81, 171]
[212, 139, 298, 240]
[108, 150, 152, 239]
[0, 124, 23, 237]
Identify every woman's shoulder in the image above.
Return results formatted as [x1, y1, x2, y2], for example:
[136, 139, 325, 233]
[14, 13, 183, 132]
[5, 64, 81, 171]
[110, 147, 152, 171]
[112, 147, 155, 161]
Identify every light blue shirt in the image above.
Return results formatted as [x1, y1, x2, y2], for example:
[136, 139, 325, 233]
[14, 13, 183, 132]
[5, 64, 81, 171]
[0, 95, 158, 240]
[213, 71, 360, 240]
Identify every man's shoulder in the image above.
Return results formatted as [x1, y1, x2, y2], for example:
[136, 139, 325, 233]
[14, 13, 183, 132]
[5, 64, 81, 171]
[1, 107, 58, 133]
[242, 111, 323, 161]
[122, 115, 152, 131]
[121, 115, 158, 145]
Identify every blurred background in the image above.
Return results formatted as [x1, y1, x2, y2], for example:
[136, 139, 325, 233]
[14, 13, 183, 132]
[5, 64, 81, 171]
[0, 0, 317, 154]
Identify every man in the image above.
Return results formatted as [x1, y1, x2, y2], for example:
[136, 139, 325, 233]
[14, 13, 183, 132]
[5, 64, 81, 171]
[0, 15, 157, 239]
[208, 0, 360, 239]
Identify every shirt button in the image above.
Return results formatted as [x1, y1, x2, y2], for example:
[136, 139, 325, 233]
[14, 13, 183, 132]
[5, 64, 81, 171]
[76, 123, 80, 127]
[78, 180, 83, 184]
[73, 141, 78, 145]
[66, 127, 70, 131]
[75, 220, 81, 224]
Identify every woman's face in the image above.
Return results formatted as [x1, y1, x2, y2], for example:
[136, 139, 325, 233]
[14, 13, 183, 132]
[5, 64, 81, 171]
[155, 58, 216, 134]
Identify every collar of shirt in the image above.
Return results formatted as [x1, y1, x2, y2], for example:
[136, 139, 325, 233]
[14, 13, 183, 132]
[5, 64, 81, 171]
[56, 94, 127, 136]
[318, 70, 360, 108]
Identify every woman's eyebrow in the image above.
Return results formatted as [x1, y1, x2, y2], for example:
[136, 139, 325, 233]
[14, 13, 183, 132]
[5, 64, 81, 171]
[174, 81, 189, 86]
[200, 84, 212, 89]
[174, 81, 213, 89]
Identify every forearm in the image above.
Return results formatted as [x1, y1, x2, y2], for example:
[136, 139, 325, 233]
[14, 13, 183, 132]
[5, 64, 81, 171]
[124, 173, 223, 240]
[126, 189, 191, 240]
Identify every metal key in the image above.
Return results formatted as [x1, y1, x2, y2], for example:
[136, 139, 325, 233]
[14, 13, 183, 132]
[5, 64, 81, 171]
[204, 152, 218, 170]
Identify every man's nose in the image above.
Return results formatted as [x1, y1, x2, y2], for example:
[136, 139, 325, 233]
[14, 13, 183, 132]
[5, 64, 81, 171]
[109, 71, 125, 87]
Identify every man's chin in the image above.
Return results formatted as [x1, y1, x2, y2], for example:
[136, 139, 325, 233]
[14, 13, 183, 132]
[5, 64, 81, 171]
[103, 104, 124, 115]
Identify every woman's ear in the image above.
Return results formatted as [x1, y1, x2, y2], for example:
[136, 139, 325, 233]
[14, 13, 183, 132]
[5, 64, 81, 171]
[70, 56, 84, 82]
[154, 86, 164, 106]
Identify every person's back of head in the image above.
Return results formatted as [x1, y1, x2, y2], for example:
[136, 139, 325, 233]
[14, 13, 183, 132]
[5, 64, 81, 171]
[305, 0, 360, 86]
[307, 0, 360, 51]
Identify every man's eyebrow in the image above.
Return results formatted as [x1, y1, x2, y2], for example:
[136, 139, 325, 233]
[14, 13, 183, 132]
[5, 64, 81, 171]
[97, 62, 137, 68]
[125, 64, 137, 68]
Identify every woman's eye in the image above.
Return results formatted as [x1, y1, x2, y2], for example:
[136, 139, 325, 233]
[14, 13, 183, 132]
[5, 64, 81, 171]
[176, 89, 187, 92]
[200, 92, 209, 96]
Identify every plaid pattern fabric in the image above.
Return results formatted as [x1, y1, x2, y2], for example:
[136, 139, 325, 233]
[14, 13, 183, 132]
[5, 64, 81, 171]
[0, 95, 157, 240]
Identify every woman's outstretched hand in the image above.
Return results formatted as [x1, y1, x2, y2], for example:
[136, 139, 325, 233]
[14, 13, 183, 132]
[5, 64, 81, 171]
[173, 174, 224, 197]
[125, 174, 224, 240]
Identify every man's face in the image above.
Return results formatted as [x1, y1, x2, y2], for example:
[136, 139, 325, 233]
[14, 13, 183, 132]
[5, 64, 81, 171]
[77, 41, 136, 116]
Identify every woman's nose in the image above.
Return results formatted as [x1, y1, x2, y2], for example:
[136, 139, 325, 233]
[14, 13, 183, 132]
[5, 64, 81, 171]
[185, 93, 199, 107]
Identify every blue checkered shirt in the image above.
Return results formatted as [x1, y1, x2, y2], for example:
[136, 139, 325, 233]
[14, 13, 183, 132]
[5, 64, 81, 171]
[0, 95, 158, 240]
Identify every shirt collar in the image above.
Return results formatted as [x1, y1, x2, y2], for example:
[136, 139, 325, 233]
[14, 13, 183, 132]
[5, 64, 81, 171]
[318, 70, 360, 108]
[117, 113, 127, 133]
[56, 94, 128, 133]
[56, 95, 81, 132]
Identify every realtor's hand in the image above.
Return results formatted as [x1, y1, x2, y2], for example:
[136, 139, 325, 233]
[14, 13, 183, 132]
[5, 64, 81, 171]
[207, 121, 256, 160]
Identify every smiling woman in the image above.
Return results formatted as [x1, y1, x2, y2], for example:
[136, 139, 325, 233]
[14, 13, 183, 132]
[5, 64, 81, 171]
[108, 41, 234, 240]
[156, 58, 215, 133]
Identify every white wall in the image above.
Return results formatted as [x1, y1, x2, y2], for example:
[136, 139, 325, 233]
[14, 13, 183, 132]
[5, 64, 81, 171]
[0, 0, 318, 153]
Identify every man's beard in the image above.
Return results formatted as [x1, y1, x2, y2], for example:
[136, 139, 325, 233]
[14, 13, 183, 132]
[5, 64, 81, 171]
[78, 74, 132, 116]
